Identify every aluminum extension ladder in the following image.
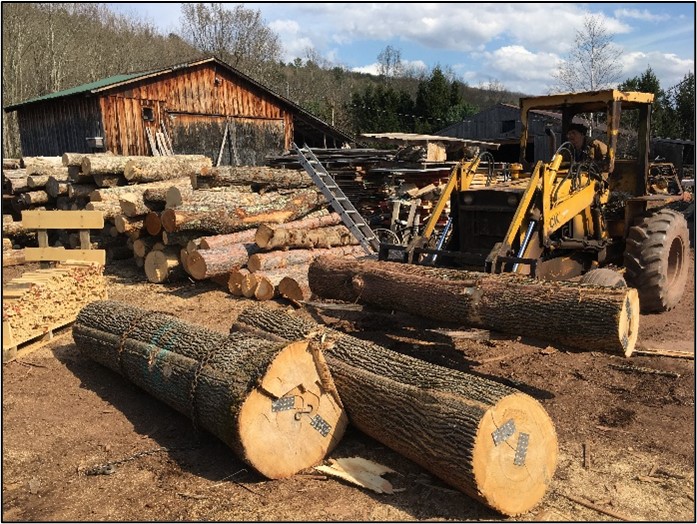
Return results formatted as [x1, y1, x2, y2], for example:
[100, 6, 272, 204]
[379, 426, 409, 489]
[293, 143, 378, 255]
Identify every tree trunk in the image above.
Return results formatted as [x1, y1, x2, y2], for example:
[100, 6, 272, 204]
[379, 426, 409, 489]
[247, 245, 366, 273]
[256, 224, 357, 250]
[20, 156, 62, 169]
[165, 185, 252, 208]
[144, 247, 184, 283]
[187, 243, 257, 280]
[234, 305, 558, 516]
[81, 154, 139, 176]
[195, 166, 312, 190]
[161, 189, 324, 235]
[309, 256, 640, 356]
[72, 300, 347, 479]
[124, 155, 212, 183]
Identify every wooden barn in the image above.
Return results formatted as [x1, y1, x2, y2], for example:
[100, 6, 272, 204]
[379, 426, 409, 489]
[437, 103, 567, 163]
[3, 57, 354, 164]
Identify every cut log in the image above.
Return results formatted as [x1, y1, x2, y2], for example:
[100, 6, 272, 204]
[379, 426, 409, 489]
[45, 176, 70, 198]
[114, 215, 144, 237]
[3, 159, 20, 169]
[124, 155, 212, 183]
[67, 166, 92, 184]
[3, 171, 30, 194]
[144, 212, 162, 236]
[119, 194, 151, 217]
[241, 272, 261, 298]
[186, 243, 257, 280]
[256, 224, 357, 250]
[144, 247, 184, 283]
[85, 200, 122, 221]
[165, 185, 253, 209]
[198, 229, 257, 250]
[20, 190, 51, 206]
[2, 248, 26, 267]
[68, 183, 98, 200]
[133, 237, 165, 259]
[247, 267, 308, 301]
[195, 166, 312, 189]
[142, 179, 192, 207]
[161, 188, 324, 235]
[62, 151, 113, 167]
[228, 268, 250, 296]
[26, 166, 69, 185]
[308, 256, 640, 357]
[162, 230, 204, 247]
[234, 304, 558, 516]
[20, 156, 62, 169]
[247, 245, 366, 273]
[81, 154, 138, 176]
[92, 173, 127, 187]
[89, 180, 187, 202]
[278, 272, 311, 302]
[72, 300, 347, 479]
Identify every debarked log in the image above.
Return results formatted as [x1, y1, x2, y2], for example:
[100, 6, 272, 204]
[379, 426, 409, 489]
[233, 304, 558, 516]
[308, 256, 640, 357]
[72, 300, 347, 479]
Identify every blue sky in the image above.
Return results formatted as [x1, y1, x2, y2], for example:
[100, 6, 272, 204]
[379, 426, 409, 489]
[108, 2, 695, 95]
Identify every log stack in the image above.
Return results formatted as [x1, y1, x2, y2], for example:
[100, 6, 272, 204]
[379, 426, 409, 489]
[73, 300, 347, 479]
[307, 256, 641, 357]
[233, 304, 558, 516]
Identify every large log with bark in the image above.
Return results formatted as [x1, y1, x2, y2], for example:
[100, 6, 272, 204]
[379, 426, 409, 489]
[62, 151, 113, 167]
[45, 176, 70, 198]
[195, 166, 312, 190]
[124, 155, 212, 183]
[26, 166, 69, 186]
[72, 300, 347, 479]
[161, 188, 324, 235]
[308, 256, 640, 356]
[187, 243, 257, 280]
[81, 155, 139, 176]
[256, 224, 357, 250]
[247, 245, 366, 273]
[233, 305, 558, 516]
[165, 185, 253, 208]
[20, 156, 62, 169]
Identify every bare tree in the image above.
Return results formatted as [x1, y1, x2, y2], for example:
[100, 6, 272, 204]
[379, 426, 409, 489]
[553, 15, 623, 92]
[179, 3, 282, 82]
[377, 45, 403, 78]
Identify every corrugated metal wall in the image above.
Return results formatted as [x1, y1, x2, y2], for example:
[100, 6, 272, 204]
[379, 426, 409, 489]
[16, 97, 103, 156]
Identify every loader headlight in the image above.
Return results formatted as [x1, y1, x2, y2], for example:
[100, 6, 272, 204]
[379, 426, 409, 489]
[463, 194, 474, 205]
[507, 195, 518, 206]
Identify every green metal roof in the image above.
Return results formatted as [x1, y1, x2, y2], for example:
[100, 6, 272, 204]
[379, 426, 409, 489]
[4, 71, 156, 111]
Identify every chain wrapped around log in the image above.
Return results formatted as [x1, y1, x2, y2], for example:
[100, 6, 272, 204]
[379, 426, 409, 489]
[233, 304, 558, 516]
[72, 300, 347, 479]
[308, 256, 640, 357]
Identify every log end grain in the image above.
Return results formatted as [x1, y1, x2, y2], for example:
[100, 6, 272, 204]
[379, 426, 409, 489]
[254, 276, 276, 301]
[472, 392, 558, 516]
[278, 276, 310, 302]
[144, 212, 162, 236]
[144, 250, 180, 283]
[619, 289, 640, 358]
[228, 268, 250, 296]
[236, 340, 348, 479]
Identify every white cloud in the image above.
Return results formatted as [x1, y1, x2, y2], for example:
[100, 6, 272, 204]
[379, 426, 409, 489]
[614, 8, 671, 22]
[351, 59, 427, 77]
[268, 18, 315, 62]
[620, 51, 695, 88]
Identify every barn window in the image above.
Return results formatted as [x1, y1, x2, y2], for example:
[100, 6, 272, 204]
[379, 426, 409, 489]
[501, 120, 516, 134]
[142, 107, 155, 121]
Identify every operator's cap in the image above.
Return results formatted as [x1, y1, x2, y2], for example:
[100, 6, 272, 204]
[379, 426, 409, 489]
[567, 123, 588, 135]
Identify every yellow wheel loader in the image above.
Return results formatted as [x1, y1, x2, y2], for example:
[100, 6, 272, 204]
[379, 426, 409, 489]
[379, 90, 692, 312]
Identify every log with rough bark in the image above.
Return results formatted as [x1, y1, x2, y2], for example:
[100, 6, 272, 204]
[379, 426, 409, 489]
[124, 155, 212, 183]
[255, 224, 357, 250]
[144, 247, 184, 283]
[3, 170, 30, 194]
[142, 179, 192, 207]
[92, 173, 127, 187]
[86, 200, 122, 221]
[2, 248, 26, 267]
[186, 243, 257, 280]
[234, 304, 558, 516]
[45, 176, 70, 198]
[228, 268, 250, 296]
[89, 180, 187, 203]
[277, 272, 311, 302]
[165, 189, 262, 213]
[62, 151, 114, 167]
[198, 229, 257, 250]
[114, 215, 144, 238]
[247, 245, 366, 273]
[195, 166, 312, 190]
[20, 156, 62, 169]
[3, 159, 20, 169]
[26, 166, 69, 186]
[19, 190, 51, 206]
[161, 188, 324, 235]
[308, 256, 640, 357]
[246, 266, 309, 301]
[68, 183, 98, 200]
[162, 230, 205, 247]
[165, 185, 253, 208]
[72, 300, 347, 479]
[81, 154, 138, 176]
[119, 194, 151, 217]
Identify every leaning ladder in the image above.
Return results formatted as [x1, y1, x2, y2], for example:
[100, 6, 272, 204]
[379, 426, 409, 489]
[293, 143, 378, 255]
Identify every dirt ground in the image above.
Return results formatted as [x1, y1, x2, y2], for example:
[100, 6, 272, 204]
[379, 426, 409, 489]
[2, 251, 695, 522]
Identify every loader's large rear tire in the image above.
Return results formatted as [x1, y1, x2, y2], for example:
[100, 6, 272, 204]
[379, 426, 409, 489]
[580, 268, 627, 288]
[624, 208, 690, 313]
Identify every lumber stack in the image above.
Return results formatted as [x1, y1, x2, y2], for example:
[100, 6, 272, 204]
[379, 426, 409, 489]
[73, 300, 347, 479]
[2, 261, 107, 352]
[307, 256, 641, 356]
[233, 304, 558, 516]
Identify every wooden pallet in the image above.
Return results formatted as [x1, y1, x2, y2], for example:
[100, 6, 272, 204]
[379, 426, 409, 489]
[2, 318, 74, 363]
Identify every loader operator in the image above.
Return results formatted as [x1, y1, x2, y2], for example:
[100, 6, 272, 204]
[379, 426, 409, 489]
[566, 123, 608, 164]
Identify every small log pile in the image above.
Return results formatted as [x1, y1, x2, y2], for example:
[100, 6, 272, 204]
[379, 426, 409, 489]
[2, 261, 107, 349]
[307, 256, 641, 356]
[73, 300, 347, 479]
[233, 304, 558, 516]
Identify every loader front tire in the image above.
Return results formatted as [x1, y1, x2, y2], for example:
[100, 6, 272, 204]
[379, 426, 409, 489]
[623, 208, 690, 313]
[580, 268, 627, 288]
